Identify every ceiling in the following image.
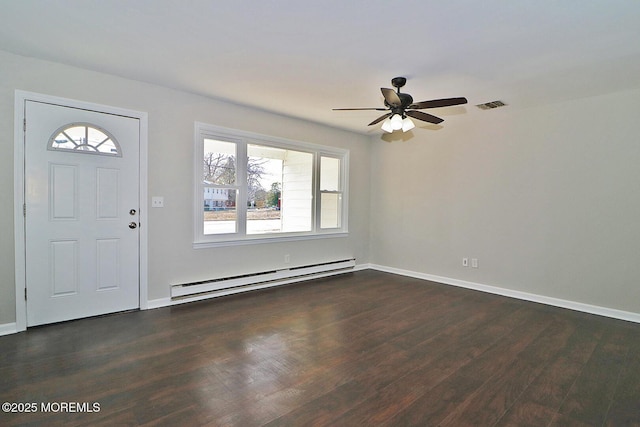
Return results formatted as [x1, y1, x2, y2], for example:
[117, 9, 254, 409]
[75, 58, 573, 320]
[2, 0, 640, 134]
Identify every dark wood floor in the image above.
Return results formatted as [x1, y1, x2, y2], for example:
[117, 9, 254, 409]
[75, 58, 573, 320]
[1, 270, 639, 426]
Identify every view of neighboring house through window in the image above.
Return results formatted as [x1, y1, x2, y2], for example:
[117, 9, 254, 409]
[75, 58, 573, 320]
[202, 139, 237, 234]
[195, 123, 348, 246]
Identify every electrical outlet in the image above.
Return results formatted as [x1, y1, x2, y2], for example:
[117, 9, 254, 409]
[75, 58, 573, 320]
[471, 258, 479, 268]
[284, 254, 290, 263]
[462, 258, 469, 267]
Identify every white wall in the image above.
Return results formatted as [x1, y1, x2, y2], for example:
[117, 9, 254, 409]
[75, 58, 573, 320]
[0, 50, 372, 325]
[3, 47, 639, 327]
[370, 88, 640, 315]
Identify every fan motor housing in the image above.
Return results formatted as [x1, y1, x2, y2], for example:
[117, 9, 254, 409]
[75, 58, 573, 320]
[398, 92, 413, 108]
[385, 92, 414, 109]
[391, 77, 407, 88]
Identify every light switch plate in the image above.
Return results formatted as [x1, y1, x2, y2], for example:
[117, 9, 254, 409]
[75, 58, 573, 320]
[152, 196, 164, 208]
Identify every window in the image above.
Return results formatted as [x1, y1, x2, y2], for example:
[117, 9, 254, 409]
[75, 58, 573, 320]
[195, 123, 348, 247]
[247, 144, 313, 234]
[48, 123, 121, 156]
[320, 156, 342, 229]
[202, 139, 238, 234]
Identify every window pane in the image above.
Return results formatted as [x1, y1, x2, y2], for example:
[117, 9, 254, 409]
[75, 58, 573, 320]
[247, 144, 312, 234]
[247, 145, 283, 234]
[203, 188, 237, 235]
[281, 150, 313, 232]
[64, 126, 87, 149]
[320, 156, 340, 191]
[320, 156, 342, 229]
[203, 139, 237, 235]
[321, 192, 341, 228]
[87, 127, 118, 154]
[203, 139, 236, 185]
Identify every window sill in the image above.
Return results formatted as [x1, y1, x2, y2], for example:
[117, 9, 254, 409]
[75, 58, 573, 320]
[193, 231, 349, 249]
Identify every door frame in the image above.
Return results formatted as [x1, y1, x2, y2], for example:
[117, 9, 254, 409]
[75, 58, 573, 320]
[14, 90, 149, 332]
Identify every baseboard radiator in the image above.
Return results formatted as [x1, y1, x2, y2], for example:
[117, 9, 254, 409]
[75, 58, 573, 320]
[170, 258, 356, 302]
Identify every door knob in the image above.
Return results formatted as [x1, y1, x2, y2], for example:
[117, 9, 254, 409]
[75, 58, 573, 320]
[128, 222, 138, 229]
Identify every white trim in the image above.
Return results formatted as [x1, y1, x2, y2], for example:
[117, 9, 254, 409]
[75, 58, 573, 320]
[0, 323, 18, 337]
[353, 263, 370, 272]
[138, 104, 149, 310]
[146, 297, 172, 310]
[14, 93, 27, 332]
[192, 231, 348, 249]
[368, 264, 640, 324]
[13, 90, 149, 331]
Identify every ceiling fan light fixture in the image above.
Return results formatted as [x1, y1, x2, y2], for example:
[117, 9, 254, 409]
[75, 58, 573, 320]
[390, 114, 403, 130]
[333, 77, 468, 132]
[402, 117, 415, 132]
[381, 117, 394, 133]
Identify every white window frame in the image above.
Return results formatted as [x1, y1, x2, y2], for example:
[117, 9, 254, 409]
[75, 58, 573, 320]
[194, 122, 349, 248]
[317, 153, 346, 231]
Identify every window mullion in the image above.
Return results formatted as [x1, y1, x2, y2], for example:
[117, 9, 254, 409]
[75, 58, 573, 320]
[236, 141, 248, 236]
[340, 151, 349, 231]
[313, 152, 320, 232]
[195, 134, 206, 241]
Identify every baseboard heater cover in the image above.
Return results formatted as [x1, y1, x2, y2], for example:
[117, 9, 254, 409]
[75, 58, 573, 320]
[171, 258, 356, 300]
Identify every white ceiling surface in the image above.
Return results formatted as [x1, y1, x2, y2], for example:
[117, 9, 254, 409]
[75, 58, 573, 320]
[2, 0, 640, 134]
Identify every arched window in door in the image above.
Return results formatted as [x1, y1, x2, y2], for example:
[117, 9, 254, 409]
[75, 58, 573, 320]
[48, 123, 122, 156]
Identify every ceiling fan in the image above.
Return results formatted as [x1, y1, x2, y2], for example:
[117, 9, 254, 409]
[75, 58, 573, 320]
[333, 77, 467, 133]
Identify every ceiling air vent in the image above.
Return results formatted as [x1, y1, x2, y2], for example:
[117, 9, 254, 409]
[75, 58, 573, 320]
[476, 100, 507, 110]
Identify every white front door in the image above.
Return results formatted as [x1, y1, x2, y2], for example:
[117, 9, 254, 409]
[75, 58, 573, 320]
[25, 100, 140, 326]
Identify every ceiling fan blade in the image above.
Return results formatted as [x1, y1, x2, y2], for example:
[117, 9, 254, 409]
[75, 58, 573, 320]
[368, 112, 392, 126]
[409, 97, 468, 109]
[333, 108, 388, 111]
[381, 88, 402, 107]
[406, 110, 444, 124]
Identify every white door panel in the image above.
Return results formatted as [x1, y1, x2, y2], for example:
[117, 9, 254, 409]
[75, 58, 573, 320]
[25, 101, 140, 326]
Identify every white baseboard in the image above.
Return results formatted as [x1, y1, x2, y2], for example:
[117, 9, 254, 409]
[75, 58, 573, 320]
[0, 322, 18, 336]
[369, 264, 640, 324]
[353, 263, 370, 272]
[146, 297, 172, 309]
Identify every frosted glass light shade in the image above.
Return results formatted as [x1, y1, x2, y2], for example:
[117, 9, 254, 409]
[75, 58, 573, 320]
[402, 117, 415, 132]
[381, 114, 416, 133]
[381, 118, 394, 133]
[390, 114, 403, 130]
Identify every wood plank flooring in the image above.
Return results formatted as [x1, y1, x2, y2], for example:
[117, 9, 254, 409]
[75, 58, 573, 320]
[1, 270, 639, 426]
